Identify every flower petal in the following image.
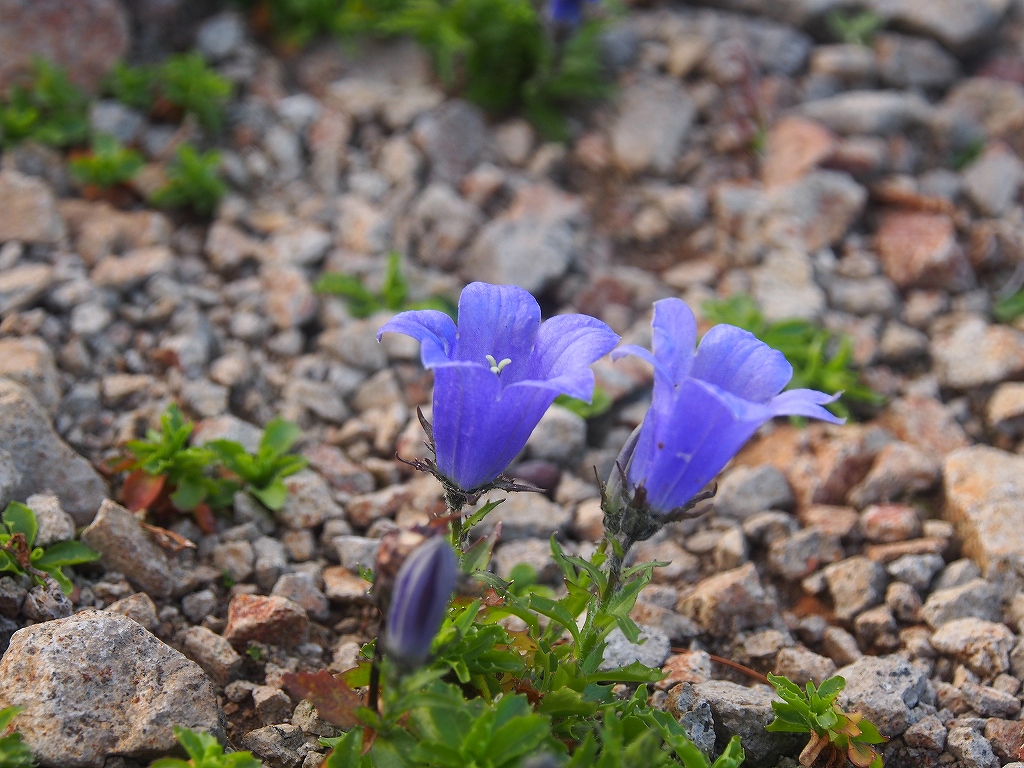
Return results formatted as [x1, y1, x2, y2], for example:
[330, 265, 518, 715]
[691, 324, 793, 403]
[769, 389, 845, 424]
[650, 298, 697, 385]
[377, 310, 457, 367]
[453, 283, 540, 380]
[527, 314, 619, 383]
[628, 379, 772, 513]
[430, 363, 557, 491]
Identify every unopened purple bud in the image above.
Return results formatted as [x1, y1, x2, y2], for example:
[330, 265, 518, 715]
[384, 537, 457, 669]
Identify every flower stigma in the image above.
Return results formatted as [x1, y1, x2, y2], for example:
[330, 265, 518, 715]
[485, 354, 512, 375]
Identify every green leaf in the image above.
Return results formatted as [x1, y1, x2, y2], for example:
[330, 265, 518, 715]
[554, 387, 613, 420]
[710, 735, 746, 768]
[0, 707, 24, 733]
[170, 476, 207, 511]
[250, 480, 288, 511]
[2, 502, 37, 548]
[261, 418, 302, 457]
[380, 251, 409, 310]
[32, 540, 101, 569]
[323, 728, 364, 767]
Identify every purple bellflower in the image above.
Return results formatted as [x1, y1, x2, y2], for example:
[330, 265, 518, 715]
[385, 536, 458, 669]
[549, 0, 596, 25]
[604, 297, 843, 546]
[378, 282, 619, 504]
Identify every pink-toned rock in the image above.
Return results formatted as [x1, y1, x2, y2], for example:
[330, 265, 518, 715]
[860, 504, 922, 544]
[322, 566, 372, 605]
[0, 171, 64, 244]
[0, 0, 129, 93]
[931, 315, 1024, 390]
[877, 395, 970, 458]
[678, 563, 777, 637]
[847, 442, 941, 508]
[224, 594, 308, 648]
[875, 211, 973, 290]
[761, 117, 837, 188]
[798, 504, 860, 539]
[657, 650, 712, 690]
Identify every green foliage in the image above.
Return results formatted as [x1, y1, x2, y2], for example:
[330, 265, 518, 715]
[0, 706, 34, 768]
[994, 289, 1024, 324]
[827, 10, 884, 46]
[150, 144, 227, 216]
[207, 418, 308, 511]
[0, 59, 89, 148]
[951, 136, 986, 171]
[103, 62, 158, 112]
[702, 295, 884, 419]
[766, 674, 885, 768]
[0, 502, 100, 595]
[254, 0, 609, 137]
[124, 404, 306, 514]
[555, 386, 612, 420]
[150, 726, 261, 768]
[156, 53, 232, 132]
[68, 134, 144, 188]
[315, 252, 457, 319]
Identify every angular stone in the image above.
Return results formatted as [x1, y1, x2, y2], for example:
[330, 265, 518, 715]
[181, 625, 243, 685]
[985, 718, 1024, 761]
[761, 116, 836, 188]
[276, 470, 340, 530]
[601, 625, 671, 670]
[105, 592, 158, 632]
[931, 618, 1015, 677]
[836, 655, 930, 737]
[253, 685, 294, 726]
[0, 263, 53, 316]
[611, 77, 696, 175]
[81, 500, 174, 599]
[715, 464, 793, 518]
[877, 395, 970, 458]
[271, 572, 330, 622]
[322, 566, 372, 605]
[0, 0, 130, 93]
[763, 172, 866, 253]
[0, 611, 222, 767]
[859, 504, 921, 543]
[921, 578, 1001, 628]
[823, 556, 888, 621]
[470, 490, 571, 541]
[932, 316, 1024, 389]
[774, 646, 837, 686]
[875, 212, 972, 290]
[463, 182, 584, 294]
[960, 681, 1021, 718]
[943, 446, 1024, 590]
[678, 563, 777, 636]
[767, 528, 844, 581]
[413, 100, 486, 185]
[694, 680, 800, 768]
[946, 726, 999, 768]
[92, 246, 174, 289]
[0, 171, 63, 244]
[865, 0, 1010, 52]
[848, 443, 940, 508]
[224, 594, 308, 648]
[0, 336, 60, 414]
[801, 90, 932, 135]
[240, 723, 304, 768]
[962, 143, 1024, 216]
[25, 492, 75, 547]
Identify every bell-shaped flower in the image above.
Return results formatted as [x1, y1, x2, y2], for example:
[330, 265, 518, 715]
[610, 297, 843, 525]
[384, 536, 458, 669]
[378, 282, 619, 495]
[549, 0, 596, 25]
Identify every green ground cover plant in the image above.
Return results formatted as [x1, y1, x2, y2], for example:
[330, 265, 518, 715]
[315, 252, 457, 319]
[0, 502, 100, 595]
[0, 59, 89, 148]
[150, 144, 227, 215]
[0, 707, 32, 768]
[68, 134, 144, 189]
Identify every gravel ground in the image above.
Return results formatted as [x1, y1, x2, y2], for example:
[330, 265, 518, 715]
[5, 0, 1024, 766]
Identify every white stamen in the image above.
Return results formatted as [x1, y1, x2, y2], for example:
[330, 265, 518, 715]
[486, 355, 512, 374]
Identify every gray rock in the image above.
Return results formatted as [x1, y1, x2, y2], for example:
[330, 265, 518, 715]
[525, 406, 587, 466]
[666, 682, 716, 759]
[21, 579, 72, 621]
[0, 263, 53, 316]
[932, 318, 1024, 390]
[767, 528, 844, 581]
[413, 100, 486, 185]
[0, 379, 107, 525]
[774, 646, 837, 686]
[181, 625, 242, 686]
[694, 680, 801, 767]
[276, 470, 340, 530]
[240, 723, 305, 768]
[946, 726, 999, 768]
[253, 536, 289, 592]
[493, 539, 564, 584]
[181, 589, 219, 624]
[81, 499, 175, 599]
[463, 182, 584, 295]
[600, 625, 671, 670]
[272, 572, 330, 623]
[933, 558, 981, 591]
[823, 556, 888, 621]
[903, 713, 947, 750]
[253, 685, 294, 726]
[847, 442, 940, 507]
[874, 33, 960, 90]
[25, 492, 75, 547]
[751, 248, 826, 322]
[0, 576, 26, 618]
[801, 90, 932, 135]
[0, 171, 63, 244]
[611, 77, 696, 175]
[931, 618, 1015, 677]
[89, 100, 144, 144]
[105, 592, 159, 632]
[887, 553, 945, 592]
[865, 0, 1010, 52]
[715, 465, 793, 518]
[470, 491, 571, 541]
[920, 578, 1001, 628]
[0, 336, 60, 414]
[836, 655, 930, 737]
[962, 144, 1024, 217]
[333, 536, 381, 572]
[0, 611, 223, 767]
[196, 11, 245, 61]
[678, 563, 777, 636]
[213, 540, 254, 583]
[959, 681, 1021, 718]
[0, 449, 20, 509]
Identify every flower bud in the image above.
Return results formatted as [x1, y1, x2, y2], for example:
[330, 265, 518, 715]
[384, 536, 457, 669]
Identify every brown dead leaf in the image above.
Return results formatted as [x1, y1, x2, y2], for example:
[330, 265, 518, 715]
[282, 670, 364, 728]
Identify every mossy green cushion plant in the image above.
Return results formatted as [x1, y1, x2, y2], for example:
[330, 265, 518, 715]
[0, 502, 100, 595]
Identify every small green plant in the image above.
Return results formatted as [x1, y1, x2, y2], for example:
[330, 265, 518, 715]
[103, 61, 158, 112]
[0, 502, 100, 595]
[951, 136, 986, 171]
[68, 134, 144, 189]
[827, 10, 884, 47]
[151, 726, 261, 768]
[150, 144, 227, 215]
[766, 674, 885, 768]
[703, 295, 884, 419]
[995, 289, 1024, 323]
[554, 386, 612, 420]
[0, 706, 33, 768]
[206, 419, 308, 511]
[315, 252, 457, 319]
[245, 644, 265, 662]
[0, 59, 89, 148]
[156, 53, 232, 132]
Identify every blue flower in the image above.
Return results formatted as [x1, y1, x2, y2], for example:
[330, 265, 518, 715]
[385, 536, 458, 669]
[611, 298, 843, 520]
[378, 282, 619, 495]
[549, 0, 596, 25]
